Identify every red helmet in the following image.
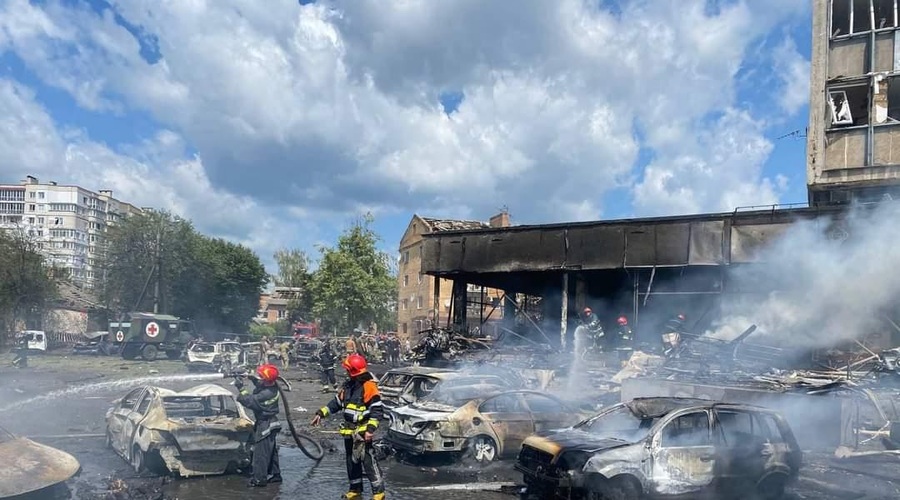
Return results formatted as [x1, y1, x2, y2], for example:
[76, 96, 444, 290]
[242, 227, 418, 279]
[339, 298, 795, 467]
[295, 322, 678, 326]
[256, 364, 279, 384]
[342, 353, 368, 377]
[583, 307, 592, 315]
[617, 315, 628, 326]
[677, 313, 686, 321]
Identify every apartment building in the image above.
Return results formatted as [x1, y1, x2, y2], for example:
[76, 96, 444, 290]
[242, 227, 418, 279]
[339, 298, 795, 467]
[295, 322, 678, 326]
[396, 212, 510, 340]
[0, 176, 141, 287]
[808, 0, 900, 204]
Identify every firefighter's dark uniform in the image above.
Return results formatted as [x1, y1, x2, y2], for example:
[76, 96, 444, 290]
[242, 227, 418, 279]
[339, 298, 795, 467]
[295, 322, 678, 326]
[316, 372, 385, 498]
[317, 344, 338, 390]
[237, 379, 282, 486]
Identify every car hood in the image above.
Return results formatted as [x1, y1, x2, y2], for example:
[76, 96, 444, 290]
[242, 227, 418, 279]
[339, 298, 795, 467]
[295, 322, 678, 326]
[0, 437, 81, 497]
[525, 428, 633, 456]
[390, 403, 456, 420]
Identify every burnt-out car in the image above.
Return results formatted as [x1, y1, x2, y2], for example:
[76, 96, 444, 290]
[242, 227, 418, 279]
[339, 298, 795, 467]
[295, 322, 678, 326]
[105, 384, 253, 477]
[388, 388, 584, 465]
[379, 366, 455, 409]
[516, 398, 801, 500]
[388, 371, 522, 410]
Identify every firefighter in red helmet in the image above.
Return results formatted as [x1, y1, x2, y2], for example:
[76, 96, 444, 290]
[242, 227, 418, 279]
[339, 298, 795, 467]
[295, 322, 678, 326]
[235, 363, 282, 487]
[614, 315, 634, 361]
[311, 354, 386, 500]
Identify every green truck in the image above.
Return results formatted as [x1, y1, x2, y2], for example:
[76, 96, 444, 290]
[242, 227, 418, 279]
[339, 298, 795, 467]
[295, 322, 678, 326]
[110, 312, 197, 361]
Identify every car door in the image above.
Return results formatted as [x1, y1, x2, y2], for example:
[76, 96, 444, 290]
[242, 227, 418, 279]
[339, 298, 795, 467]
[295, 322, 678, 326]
[477, 393, 534, 457]
[522, 393, 575, 433]
[650, 409, 716, 496]
[108, 388, 144, 454]
[123, 391, 155, 459]
[713, 409, 771, 486]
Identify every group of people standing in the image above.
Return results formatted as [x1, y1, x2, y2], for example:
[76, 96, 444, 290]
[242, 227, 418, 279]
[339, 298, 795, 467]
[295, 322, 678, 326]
[578, 307, 688, 359]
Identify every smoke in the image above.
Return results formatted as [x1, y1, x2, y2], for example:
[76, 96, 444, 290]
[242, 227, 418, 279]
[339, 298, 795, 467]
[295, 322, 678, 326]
[708, 201, 900, 348]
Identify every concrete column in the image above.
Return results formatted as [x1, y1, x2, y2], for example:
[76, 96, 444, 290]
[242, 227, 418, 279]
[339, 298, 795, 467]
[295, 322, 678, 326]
[561, 272, 569, 349]
[432, 276, 440, 327]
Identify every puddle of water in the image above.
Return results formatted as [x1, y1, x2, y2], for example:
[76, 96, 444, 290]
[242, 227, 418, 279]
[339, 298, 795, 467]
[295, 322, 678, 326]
[0, 373, 224, 413]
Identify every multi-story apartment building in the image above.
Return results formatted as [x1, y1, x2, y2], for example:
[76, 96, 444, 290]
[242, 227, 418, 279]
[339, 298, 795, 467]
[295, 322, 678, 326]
[396, 212, 510, 340]
[0, 176, 141, 288]
[808, 0, 900, 204]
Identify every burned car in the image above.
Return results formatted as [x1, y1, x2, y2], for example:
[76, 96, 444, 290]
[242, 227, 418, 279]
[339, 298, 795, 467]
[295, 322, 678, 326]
[388, 388, 583, 465]
[105, 384, 253, 477]
[72, 331, 119, 356]
[185, 341, 245, 372]
[0, 425, 81, 498]
[516, 398, 801, 500]
[379, 366, 455, 409]
[388, 371, 523, 410]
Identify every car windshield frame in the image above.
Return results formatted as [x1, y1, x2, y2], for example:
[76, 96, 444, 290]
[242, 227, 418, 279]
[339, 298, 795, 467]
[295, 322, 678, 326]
[162, 395, 241, 419]
[573, 404, 660, 443]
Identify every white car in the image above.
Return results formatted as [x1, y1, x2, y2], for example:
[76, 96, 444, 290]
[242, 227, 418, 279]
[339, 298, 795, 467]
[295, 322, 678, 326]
[105, 384, 253, 477]
[185, 342, 245, 372]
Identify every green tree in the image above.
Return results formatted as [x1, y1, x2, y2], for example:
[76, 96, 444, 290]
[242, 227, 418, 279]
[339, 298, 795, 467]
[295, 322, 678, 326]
[310, 214, 397, 334]
[272, 249, 314, 322]
[0, 229, 58, 342]
[249, 322, 276, 337]
[192, 236, 269, 332]
[96, 210, 197, 316]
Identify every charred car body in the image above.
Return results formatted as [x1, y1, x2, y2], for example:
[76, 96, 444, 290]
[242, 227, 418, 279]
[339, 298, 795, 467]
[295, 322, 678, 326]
[388, 388, 583, 464]
[0, 425, 81, 498]
[105, 384, 253, 477]
[185, 341, 247, 373]
[387, 371, 522, 410]
[379, 366, 455, 409]
[516, 398, 801, 500]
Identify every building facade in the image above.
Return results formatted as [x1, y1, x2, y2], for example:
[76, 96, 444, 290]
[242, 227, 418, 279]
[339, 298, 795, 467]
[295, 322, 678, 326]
[808, 0, 900, 204]
[397, 213, 509, 340]
[0, 176, 140, 288]
[256, 287, 302, 324]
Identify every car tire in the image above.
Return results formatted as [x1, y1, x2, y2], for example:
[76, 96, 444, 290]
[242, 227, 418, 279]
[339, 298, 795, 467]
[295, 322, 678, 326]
[757, 474, 787, 500]
[586, 476, 639, 500]
[141, 344, 158, 362]
[132, 447, 145, 473]
[468, 435, 498, 464]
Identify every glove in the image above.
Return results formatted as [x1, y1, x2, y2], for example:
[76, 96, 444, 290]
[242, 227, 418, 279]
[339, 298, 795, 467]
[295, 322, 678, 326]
[233, 377, 244, 390]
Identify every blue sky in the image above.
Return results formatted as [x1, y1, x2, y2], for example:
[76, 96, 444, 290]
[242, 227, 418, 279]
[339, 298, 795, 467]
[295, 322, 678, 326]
[0, 0, 813, 270]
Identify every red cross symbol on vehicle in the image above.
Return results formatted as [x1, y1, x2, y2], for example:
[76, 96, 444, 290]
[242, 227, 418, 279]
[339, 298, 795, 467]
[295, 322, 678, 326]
[147, 324, 158, 335]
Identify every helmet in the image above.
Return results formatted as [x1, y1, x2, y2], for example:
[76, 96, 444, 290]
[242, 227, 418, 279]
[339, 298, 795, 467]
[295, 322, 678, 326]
[583, 307, 592, 315]
[342, 353, 368, 377]
[256, 364, 279, 384]
[677, 313, 686, 321]
[617, 315, 628, 326]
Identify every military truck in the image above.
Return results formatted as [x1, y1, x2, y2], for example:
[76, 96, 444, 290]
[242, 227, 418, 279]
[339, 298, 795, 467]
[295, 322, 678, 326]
[110, 312, 197, 361]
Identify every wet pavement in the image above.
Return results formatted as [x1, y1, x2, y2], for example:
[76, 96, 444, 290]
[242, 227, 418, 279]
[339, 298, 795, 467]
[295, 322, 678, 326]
[2, 352, 900, 499]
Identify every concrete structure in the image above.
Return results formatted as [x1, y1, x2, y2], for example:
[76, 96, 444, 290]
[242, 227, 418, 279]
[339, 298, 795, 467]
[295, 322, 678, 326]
[397, 213, 510, 340]
[808, 0, 900, 205]
[0, 176, 140, 288]
[256, 287, 302, 324]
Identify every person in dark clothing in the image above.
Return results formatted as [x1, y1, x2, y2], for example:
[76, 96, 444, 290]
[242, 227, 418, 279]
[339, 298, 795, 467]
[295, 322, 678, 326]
[316, 339, 338, 392]
[311, 353, 385, 500]
[614, 315, 634, 360]
[235, 363, 282, 487]
[580, 307, 606, 352]
[661, 313, 686, 358]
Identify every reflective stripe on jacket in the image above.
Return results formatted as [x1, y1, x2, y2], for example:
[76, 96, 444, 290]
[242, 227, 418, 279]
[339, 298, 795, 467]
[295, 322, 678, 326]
[317, 372, 383, 436]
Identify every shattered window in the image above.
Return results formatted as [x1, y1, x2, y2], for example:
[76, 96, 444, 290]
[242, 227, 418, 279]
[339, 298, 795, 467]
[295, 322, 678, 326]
[162, 395, 240, 419]
[577, 405, 658, 443]
[120, 388, 144, 411]
[828, 85, 869, 127]
[191, 344, 215, 353]
[660, 412, 710, 447]
[716, 411, 766, 447]
[479, 394, 526, 413]
[523, 394, 562, 413]
[136, 393, 153, 415]
[380, 373, 412, 388]
[854, 0, 872, 33]
[832, 0, 852, 36]
[874, 0, 896, 29]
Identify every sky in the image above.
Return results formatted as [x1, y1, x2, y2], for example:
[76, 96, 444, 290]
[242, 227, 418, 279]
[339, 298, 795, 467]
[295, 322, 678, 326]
[0, 0, 813, 271]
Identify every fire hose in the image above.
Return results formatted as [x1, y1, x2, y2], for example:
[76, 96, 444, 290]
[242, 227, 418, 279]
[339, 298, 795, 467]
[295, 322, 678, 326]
[230, 372, 324, 461]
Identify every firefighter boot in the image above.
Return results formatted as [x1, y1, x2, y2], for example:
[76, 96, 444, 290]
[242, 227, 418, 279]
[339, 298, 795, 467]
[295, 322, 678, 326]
[372, 493, 386, 500]
[341, 492, 362, 500]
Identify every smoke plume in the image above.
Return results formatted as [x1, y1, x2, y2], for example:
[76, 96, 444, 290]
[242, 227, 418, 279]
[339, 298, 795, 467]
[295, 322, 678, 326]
[708, 201, 900, 349]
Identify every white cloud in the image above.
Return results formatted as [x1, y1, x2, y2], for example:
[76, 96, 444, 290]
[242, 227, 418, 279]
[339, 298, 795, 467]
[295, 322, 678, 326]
[0, 0, 809, 239]
[772, 37, 812, 115]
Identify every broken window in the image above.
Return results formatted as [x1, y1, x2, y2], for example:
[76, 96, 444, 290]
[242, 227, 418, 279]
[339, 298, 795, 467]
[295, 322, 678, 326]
[828, 84, 870, 127]
[887, 76, 900, 120]
[854, 0, 872, 33]
[833, 0, 852, 36]
[874, 0, 897, 29]
[661, 411, 710, 447]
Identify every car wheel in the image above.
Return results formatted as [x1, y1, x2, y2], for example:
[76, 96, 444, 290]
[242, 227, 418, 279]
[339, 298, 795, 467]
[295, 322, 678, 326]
[132, 447, 145, 473]
[469, 435, 498, 464]
[586, 476, 639, 500]
[141, 344, 158, 361]
[757, 474, 787, 500]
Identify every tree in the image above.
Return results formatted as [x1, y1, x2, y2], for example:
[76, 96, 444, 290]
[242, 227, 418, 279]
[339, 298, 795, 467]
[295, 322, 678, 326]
[192, 236, 269, 332]
[310, 214, 397, 334]
[0, 229, 58, 343]
[272, 249, 314, 322]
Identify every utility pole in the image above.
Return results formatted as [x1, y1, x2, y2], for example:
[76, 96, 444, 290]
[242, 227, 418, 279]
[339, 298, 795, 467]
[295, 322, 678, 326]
[153, 223, 161, 314]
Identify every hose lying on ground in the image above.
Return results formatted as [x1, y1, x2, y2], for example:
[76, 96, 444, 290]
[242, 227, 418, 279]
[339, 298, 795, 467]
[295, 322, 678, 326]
[276, 378, 324, 461]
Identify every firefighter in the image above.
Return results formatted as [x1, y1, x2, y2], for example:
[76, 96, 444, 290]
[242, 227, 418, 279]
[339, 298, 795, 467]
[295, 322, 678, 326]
[235, 364, 282, 487]
[581, 307, 605, 352]
[614, 315, 634, 360]
[310, 354, 385, 500]
[345, 335, 357, 355]
[278, 339, 292, 369]
[661, 313, 686, 358]
[316, 339, 338, 392]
